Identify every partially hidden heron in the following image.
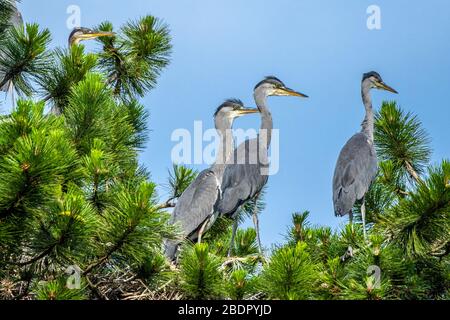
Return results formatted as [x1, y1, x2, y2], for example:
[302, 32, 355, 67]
[217, 77, 308, 255]
[333, 71, 397, 240]
[165, 99, 259, 260]
[44, 27, 115, 113]
[68, 27, 115, 47]
[0, 0, 22, 93]
[7, 0, 21, 27]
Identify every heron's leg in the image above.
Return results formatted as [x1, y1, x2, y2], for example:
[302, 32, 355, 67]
[361, 199, 367, 241]
[349, 211, 354, 232]
[252, 213, 262, 254]
[228, 219, 239, 257]
[10, 84, 15, 107]
[197, 218, 210, 244]
[344, 212, 355, 261]
[252, 194, 262, 254]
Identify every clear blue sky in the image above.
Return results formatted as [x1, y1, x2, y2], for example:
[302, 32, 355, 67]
[10, 0, 450, 247]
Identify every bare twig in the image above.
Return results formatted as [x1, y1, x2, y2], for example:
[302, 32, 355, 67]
[85, 275, 109, 300]
[220, 255, 262, 270]
[83, 255, 108, 275]
[14, 245, 54, 267]
[405, 160, 423, 184]
[157, 202, 175, 210]
[157, 197, 176, 210]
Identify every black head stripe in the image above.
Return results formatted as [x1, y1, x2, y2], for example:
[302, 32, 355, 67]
[362, 71, 382, 82]
[254, 76, 285, 90]
[214, 98, 244, 117]
[69, 27, 94, 39]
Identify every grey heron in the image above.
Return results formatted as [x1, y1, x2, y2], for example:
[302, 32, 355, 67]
[333, 71, 398, 240]
[0, 0, 22, 93]
[43, 27, 115, 113]
[165, 99, 259, 260]
[68, 27, 115, 47]
[217, 77, 308, 255]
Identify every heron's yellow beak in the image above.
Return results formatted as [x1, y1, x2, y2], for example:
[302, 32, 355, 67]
[275, 87, 309, 98]
[81, 31, 115, 40]
[235, 108, 259, 116]
[376, 81, 398, 94]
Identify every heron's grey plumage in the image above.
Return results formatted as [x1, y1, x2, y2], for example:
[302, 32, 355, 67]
[218, 133, 270, 217]
[218, 76, 307, 253]
[165, 169, 222, 259]
[218, 78, 275, 219]
[218, 139, 269, 218]
[0, 0, 22, 92]
[333, 132, 377, 216]
[165, 99, 255, 260]
[333, 71, 397, 238]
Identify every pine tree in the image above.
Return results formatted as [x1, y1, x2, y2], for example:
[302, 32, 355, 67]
[178, 243, 224, 299]
[0, 2, 177, 299]
[0, 2, 448, 301]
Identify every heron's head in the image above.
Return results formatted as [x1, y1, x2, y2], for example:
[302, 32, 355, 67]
[363, 71, 398, 94]
[254, 76, 308, 98]
[214, 99, 259, 121]
[214, 99, 258, 130]
[68, 27, 115, 47]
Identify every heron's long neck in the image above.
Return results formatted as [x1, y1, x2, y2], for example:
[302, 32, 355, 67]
[212, 123, 234, 176]
[361, 84, 374, 142]
[254, 90, 273, 146]
[69, 38, 80, 47]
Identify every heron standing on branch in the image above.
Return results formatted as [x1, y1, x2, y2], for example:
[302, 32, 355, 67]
[333, 71, 398, 240]
[165, 99, 258, 260]
[218, 77, 308, 255]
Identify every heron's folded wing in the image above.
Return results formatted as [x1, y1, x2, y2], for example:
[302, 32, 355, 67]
[218, 139, 269, 216]
[171, 169, 220, 238]
[333, 133, 378, 203]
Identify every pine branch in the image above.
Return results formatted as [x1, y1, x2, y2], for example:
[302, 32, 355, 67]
[405, 160, 423, 184]
[16, 245, 55, 266]
[375, 101, 431, 185]
[167, 164, 198, 200]
[36, 46, 97, 114]
[156, 199, 176, 210]
[85, 275, 108, 300]
[0, 23, 51, 96]
[95, 16, 171, 98]
[83, 227, 132, 275]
